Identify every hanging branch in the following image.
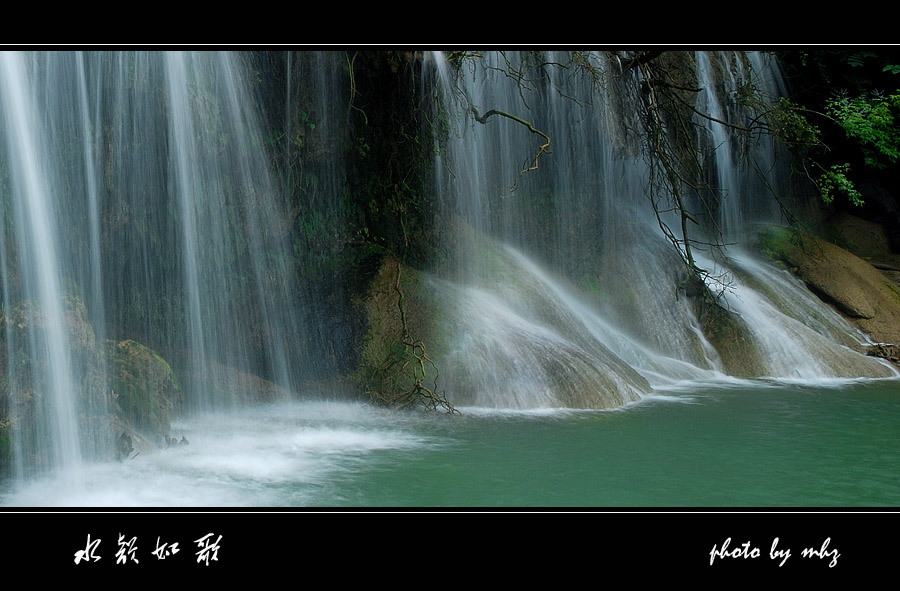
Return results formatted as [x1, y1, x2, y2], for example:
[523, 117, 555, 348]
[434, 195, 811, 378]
[392, 263, 457, 413]
[632, 55, 739, 302]
[638, 60, 702, 275]
[345, 51, 368, 125]
[470, 106, 551, 194]
[446, 52, 554, 194]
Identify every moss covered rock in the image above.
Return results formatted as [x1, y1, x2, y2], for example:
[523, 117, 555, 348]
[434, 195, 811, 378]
[109, 339, 182, 441]
[355, 255, 452, 410]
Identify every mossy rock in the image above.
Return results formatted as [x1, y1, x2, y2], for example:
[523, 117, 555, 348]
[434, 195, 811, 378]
[109, 339, 182, 440]
[0, 286, 188, 476]
[355, 255, 448, 408]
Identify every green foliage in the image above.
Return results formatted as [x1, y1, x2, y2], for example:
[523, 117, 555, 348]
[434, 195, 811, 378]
[771, 99, 868, 207]
[826, 91, 900, 170]
[816, 163, 864, 206]
[299, 110, 316, 133]
[775, 50, 900, 208]
[844, 51, 879, 69]
[770, 97, 822, 149]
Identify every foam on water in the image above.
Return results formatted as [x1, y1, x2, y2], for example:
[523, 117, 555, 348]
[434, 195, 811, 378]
[0, 401, 433, 507]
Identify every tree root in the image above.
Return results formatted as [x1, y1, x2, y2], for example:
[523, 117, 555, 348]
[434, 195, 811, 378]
[366, 262, 459, 414]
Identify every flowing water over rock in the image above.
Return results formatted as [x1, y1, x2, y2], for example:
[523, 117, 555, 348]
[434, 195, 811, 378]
[0, 52, 311, 482]
[426, 50, 897, 408]
[0, 50, 897, 504]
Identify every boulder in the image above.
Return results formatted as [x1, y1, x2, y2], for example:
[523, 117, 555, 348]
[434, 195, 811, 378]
[108, 339, 183, 443]
[758, 226, 900, 346]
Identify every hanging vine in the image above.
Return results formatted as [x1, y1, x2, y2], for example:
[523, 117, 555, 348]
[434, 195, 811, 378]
[364, 260, 458, 414]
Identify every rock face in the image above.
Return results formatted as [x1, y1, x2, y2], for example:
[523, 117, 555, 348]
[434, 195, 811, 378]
[821, 211, 893, 258]
[758, 225, 900, 346]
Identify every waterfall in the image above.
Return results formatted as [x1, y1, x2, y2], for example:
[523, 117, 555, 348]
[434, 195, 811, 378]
[1, 49, 897, 486]
[694, 50, 786, 241]
[162, 51, 301, 408]
[428, 51, 718, 408]
[426, 50, 896, 408]
[0, 51, 317, 481]
[0, 52, 83, 479]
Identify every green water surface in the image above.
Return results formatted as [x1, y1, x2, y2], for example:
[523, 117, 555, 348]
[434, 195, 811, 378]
[337, 380, 900, 507]
[3, 379, 899, 508]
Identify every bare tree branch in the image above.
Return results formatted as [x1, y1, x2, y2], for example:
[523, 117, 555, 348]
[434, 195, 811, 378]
[470, 106, 552, 194]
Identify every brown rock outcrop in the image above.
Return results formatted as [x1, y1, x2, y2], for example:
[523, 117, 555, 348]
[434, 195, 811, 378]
[758, 226, 900, 346]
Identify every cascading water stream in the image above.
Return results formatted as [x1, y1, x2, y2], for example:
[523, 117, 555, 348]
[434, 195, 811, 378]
[0, 51, 317, 483]
[74, 52, 106, 347]
[162, 51, 305, 409]
[0, 52, 82, 480]
[426, 49, 897, 409]
[695, 51, 741, 239]
[165, 52, 210, 409]
[694, 50, 787, 241]
[690, 51, 893, 380]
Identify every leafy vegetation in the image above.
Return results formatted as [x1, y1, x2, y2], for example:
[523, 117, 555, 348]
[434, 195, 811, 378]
[776, 50, 900, 211]
[826, 90, 900, 170]
[817, 163, 864, 206]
